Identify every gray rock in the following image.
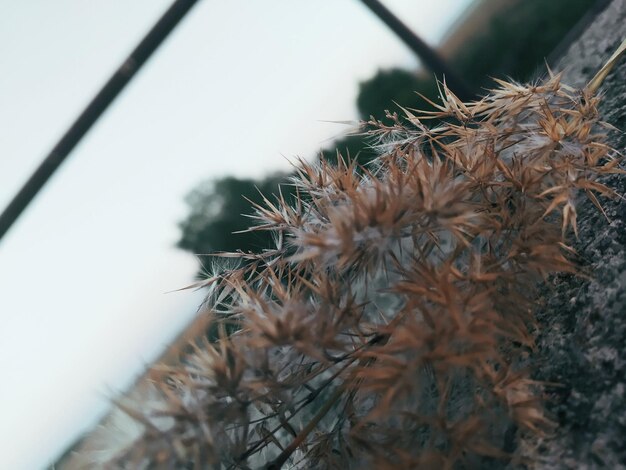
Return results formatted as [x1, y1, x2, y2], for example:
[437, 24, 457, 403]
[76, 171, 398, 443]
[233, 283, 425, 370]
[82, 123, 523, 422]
[519, 1, 626, 468]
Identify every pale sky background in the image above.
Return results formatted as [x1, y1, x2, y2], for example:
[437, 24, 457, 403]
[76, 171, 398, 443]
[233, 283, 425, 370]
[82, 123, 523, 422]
[0, 1, 473, 468]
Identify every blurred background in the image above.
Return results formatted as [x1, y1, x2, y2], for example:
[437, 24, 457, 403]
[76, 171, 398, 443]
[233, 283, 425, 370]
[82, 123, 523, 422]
[0, 0, 607, 467]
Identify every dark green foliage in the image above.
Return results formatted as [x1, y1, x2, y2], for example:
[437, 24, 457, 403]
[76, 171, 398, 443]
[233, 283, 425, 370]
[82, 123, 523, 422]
[356, 68, 440, 120]
[177, 175, 294, 260]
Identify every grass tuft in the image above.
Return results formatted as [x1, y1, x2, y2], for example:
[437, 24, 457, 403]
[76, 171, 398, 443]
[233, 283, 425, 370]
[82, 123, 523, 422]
[99, 65, 625, 469]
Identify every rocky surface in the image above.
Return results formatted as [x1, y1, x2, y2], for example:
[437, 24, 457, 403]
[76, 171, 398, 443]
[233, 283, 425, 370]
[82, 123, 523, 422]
[520, 1, 626, 468]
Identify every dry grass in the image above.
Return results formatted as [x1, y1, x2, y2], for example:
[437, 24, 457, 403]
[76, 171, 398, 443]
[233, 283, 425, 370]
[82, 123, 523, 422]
[101, 70, 623, 469]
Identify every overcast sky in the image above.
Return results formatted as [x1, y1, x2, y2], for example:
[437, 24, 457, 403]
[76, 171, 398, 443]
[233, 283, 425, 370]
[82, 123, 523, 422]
[0, 1, 473, 467]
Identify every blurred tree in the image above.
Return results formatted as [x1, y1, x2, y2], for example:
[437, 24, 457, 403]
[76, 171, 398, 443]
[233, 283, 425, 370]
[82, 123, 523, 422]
[357, 69, 421, 118]
[356, 68, 440, 119]
[178, 175, 293, 260]
[452, 0, 598, 89]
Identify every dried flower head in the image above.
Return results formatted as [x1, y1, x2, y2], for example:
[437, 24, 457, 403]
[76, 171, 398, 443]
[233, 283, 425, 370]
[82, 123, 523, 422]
[101, 59, 624, 469]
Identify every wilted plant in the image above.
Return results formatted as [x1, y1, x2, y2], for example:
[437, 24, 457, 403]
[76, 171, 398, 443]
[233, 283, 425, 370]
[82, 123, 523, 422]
[104, 41, 625, 469]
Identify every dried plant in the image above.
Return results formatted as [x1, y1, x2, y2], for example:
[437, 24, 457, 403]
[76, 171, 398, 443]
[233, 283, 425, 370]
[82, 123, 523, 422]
[103, 46, 625, 469]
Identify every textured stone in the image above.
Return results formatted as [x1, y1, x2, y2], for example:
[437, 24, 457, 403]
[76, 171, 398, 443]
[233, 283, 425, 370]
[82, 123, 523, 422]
[518, 1, 626, 468]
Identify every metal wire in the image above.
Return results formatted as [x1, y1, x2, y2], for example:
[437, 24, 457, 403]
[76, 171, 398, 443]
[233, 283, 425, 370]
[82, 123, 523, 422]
[0, 0, 201, 242]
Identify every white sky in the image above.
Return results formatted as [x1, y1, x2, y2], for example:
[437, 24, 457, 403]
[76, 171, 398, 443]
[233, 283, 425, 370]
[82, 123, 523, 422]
[0, 1, 473, 468]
